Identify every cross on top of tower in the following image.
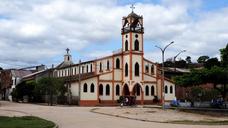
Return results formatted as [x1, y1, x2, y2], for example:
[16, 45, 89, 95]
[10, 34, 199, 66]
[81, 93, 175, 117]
[66, 48, 70, 54]
[130, 4, 135, 12]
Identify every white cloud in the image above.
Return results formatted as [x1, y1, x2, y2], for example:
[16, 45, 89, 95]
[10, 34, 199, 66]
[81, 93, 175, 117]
[87, 50, 113, 59]
[0, 0, 227, 68]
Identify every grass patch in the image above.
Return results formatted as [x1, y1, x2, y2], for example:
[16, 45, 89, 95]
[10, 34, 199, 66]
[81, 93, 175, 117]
[167, 120, 228, 125]
[0, 116, 55, 128]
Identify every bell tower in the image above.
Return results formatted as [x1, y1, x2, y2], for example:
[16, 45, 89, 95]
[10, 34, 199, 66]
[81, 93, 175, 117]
[122, 5, 144, 89]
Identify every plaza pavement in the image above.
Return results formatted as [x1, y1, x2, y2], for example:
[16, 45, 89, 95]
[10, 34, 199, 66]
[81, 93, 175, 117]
[0, 101, 227, 128]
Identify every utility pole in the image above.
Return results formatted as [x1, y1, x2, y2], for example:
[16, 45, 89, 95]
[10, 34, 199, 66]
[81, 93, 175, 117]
[68, 63, 72, 105]
[174, 50, 186, 72]
[78, 59, 81, 105]
[155, 41, 174, 109]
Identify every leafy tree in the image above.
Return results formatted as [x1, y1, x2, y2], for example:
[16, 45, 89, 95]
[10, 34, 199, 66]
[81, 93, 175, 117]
[36, 77, 65, 106]
[189, 86, 203, 101]
[220, 43, 228, 67]
[174, 66, 228, 99]
[164, 60, 173, 67]
[197, 55, 209, 63]
[11, 80, 36, 102]
[174, 44, 228, 100]
[185, 56, 192, 64]
[188, 86, 220, 102]
[0, 67, 3, 70]
[175, 60, 187, 68]
[204, 58, 220, 69]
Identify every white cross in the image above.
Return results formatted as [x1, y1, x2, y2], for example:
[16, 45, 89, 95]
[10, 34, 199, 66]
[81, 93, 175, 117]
[66, 48, 70, 54]
[130, 4, 135, 12]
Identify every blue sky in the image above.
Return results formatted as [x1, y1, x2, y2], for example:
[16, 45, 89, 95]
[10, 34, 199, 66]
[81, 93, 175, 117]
[0, 0, 228, 68]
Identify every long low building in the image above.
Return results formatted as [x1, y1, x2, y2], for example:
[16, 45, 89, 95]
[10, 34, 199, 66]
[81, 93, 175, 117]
[53, 9, 176, 106]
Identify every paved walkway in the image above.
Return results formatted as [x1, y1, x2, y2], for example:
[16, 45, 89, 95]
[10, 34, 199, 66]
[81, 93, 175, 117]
[0, 101, 227, 128]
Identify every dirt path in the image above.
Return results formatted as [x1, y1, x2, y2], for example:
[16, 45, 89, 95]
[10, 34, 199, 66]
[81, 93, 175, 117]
[0, 101, 227, 128]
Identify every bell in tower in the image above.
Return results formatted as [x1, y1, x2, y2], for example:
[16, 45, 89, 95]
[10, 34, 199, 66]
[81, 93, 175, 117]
[121, 4, 144, 34]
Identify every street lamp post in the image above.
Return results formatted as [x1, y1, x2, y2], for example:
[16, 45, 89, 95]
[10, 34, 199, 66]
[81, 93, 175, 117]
[174, 50, 186, 72]
[155, 41, 174, 109]
[78, 59, 81, 105]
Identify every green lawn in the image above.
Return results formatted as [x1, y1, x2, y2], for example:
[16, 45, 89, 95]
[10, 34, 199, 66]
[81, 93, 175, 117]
[0, 116, 55, 128]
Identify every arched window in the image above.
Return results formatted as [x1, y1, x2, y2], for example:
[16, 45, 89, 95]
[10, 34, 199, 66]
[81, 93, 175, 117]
[90, 64, 93, 72]
[165, 85, 168, 94]
[106, 84, 110, 95]
[145, 85, 149, 96]
[83, 83, 87, 92]
[151, 65, 154, 75]
[135, 62, 139, 76]
[136, 85, 140, 96]
[86, 65, 89, 73]
[75, 68, 77, 75]
[90, 83, 95, 93]
[100, 62, 102, 72]
[116, 58, 120, 69]
[125, 63, 128, 76]
[151, 86, 154, 95]
[82, 66, 84, 74]
[99, 84, 103, 95]
[116, 84, 120, 96]
[125, 40, 128, 51]
[145, 65, 149, 73]
[107, 60, 110, 70]
[170, 86, 173, 94]
[134, 39, 139, 51]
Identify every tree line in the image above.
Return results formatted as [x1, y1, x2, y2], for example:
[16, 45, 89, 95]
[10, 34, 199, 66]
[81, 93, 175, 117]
[11, 77, 67, 106]
[174, 43, 228, 100]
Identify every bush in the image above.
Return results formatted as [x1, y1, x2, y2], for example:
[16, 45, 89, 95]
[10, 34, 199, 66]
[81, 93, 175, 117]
[188, 86, 221, 102]
[202, 89, 220, 101]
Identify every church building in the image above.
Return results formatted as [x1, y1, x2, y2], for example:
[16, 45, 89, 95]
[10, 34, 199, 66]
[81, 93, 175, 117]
[54, 9, 176, 106]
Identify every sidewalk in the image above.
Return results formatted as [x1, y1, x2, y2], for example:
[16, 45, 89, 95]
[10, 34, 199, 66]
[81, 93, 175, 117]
[91, 106, 228, 123]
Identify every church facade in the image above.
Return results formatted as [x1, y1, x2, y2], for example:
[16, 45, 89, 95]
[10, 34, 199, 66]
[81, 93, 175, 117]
[54, 10, 176, 106]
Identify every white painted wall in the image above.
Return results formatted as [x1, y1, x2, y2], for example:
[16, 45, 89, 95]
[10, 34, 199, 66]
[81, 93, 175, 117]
[71, 82, 79, 97]
[132, 54, 142, 82]
[123, 33, 130, 51]
[144, 74, 156, 81]
[132, 33, 143, 51]
[164, 80, 176, 101]
[114, 83, 122, 100]
[123, 55, 130, 81]
[80, 77, 98, 100]
[144, 84, 156, 100]
[99, 73, 112, 80]
[114, 56, 122, 69]
[114, 70, 122, 81]
[98, 82, 112, 100]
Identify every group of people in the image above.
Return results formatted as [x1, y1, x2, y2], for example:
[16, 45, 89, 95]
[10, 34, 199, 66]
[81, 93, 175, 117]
[211, 97, 225, 108]
[120, 96, 136, 107]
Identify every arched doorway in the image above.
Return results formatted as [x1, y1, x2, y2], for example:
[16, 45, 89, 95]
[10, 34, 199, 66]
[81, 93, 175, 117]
[122, 84, 130, 96]
[132, 83, 144, 105]
[132, 83, 141, 96]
